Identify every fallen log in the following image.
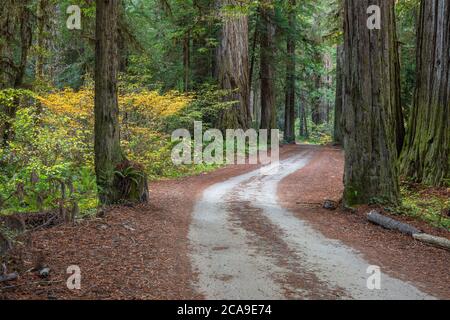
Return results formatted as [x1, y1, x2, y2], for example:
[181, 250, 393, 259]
[413, 233, 450, 251]
[367, 211, 421, 236]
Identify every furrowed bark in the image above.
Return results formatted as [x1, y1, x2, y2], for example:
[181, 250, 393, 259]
[342, 0, 403, 206]
[94, 0, 148, 205]
[216, 0, 251, 130]
[400, 0, 450, 186]
[260, 0, 276, 131]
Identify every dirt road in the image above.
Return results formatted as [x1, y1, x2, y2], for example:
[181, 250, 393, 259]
[4, 145, 449, 300]
[189, 149, 435, 300]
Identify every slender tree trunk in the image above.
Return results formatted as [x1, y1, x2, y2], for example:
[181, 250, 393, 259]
[216, 0, 251, 130]
[299, 90, 309, 138]
[311, 67, 326, 125]
[284, 0, 296, 143]
[192, 0, 212, 88]
[95, 0, 148, 205]
[249, 12, 259, 93]
[299, 101, 305, 137]
[260, 1, 276, 131]
[400, 0, 449, 186]
[183, 31, 191, 92]
[334, 45, 344, 144]
[35, 0, 49, 81]
[321, 53, 332, 124]
[15, 3, 33, 88]
[342, 0, 402, 206]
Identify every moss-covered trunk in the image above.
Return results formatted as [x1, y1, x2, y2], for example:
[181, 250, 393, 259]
[94, 0, 148, 205]
[400, 0, 450, 186]
[0, 0, 33, 89]
[342, 0, 403, 206]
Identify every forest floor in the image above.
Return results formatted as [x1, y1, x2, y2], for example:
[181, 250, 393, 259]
[1, 145, 449, 300]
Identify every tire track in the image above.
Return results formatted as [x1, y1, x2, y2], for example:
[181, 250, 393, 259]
[189, 149, 434, 300]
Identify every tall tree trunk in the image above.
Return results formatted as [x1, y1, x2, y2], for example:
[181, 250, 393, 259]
[192, 0, 213, 88]
[95, 0, 148, 205]
[14, 3, 33, 88]
[400, 0, 449, 186]
[321, 53, 332, 124]
[183, 31, 191, 92]
[260, 1, 276, 131]
[299, 90, 309, 138]
[342, 0, 402, 206]
[216, 0, 251, 130]
[35, 0, 49, 81]
[0, 0, 32, 89]
[311, 72, 326, 125]
[284, 0, 296, 143]
[299, 101, 305, 137]
[334, 45, 344, 144]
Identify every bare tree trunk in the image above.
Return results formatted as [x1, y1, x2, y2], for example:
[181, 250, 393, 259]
[95, 0, 148, 205]
[35, 0, 49, 81]
[284, 0, 296, 143]
[192, 0, 213, 88]
[15, 3, 32, 88]
[216, 0, 251, 130]
[260, 0, 276, 131]
[311, 74, 325, 125]
[321, 53, 332, 124]
[299, 102, 305, 136]
[299, 90, 309, 138]
[183, 31, 191, 92]
[400, 0, 449, 186]
[342, 0, 402, 206]
[334, 45, 344, 144]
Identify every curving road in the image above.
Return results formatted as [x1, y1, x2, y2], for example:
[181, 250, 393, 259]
[188, 149, 434, 300]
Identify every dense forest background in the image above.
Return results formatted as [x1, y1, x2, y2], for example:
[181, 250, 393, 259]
[0, 0, 448, 229]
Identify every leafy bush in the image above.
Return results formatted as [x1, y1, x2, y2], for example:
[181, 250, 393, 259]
[0, 89, 96, 216]
[0, 86, 221, 216]
[298, 121, 333, 145]
[163, 84, 234, 133]
[399, 184, 450, 230]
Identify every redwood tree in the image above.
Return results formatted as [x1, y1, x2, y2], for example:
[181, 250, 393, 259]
[216, 0, 251, 130]
[342, 0, 403, 206]
[334, 45, 344, 145]
[94, 0, 148, 205]
[260, 0, 276, 131]
[400, 0, 450, 186]
[0, 0, 33, 89]
[284, 0, 296, 143]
